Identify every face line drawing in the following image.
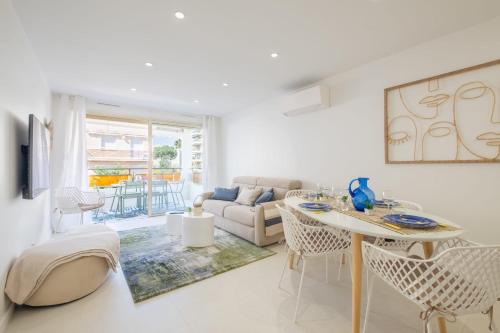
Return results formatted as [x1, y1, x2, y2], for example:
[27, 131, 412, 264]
[421, 121, 458, 161]
[388, 115, 418, 161]
[398, 82, 450, 120]
[452, 81, 500, 160]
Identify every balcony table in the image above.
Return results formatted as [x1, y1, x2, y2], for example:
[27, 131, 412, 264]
[283, 196, 465, 333]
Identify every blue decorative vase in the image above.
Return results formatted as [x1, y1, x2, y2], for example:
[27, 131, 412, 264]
[348, 177, 375, 212]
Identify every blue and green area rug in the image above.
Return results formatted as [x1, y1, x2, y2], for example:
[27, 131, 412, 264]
[118, 225, 275, 302]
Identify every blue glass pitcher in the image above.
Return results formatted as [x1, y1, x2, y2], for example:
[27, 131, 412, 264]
[348, 177, 375, 212]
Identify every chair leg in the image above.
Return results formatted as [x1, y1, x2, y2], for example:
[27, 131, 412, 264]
[172, 191, 178, 210]
[344, 252, 353, 282]
[56, 212, 64, 232]
[337, 252, 343, 281]
[294, 257, 306, 323]
[179, 192, 185, 209]
[325, 255, 329, 283]
[278, 248, 291, 290]
[363, 271, 375, 333]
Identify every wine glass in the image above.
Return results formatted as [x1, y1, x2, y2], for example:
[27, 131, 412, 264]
[382, 190, 395, 213]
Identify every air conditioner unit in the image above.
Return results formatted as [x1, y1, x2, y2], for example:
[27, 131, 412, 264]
[282, 85, 331, 117]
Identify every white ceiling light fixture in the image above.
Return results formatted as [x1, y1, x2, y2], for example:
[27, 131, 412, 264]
[270, 52, 279, 58]
[174, 11, 185, 20]
[193, 99, 199, 103]
[130, 88, 137, 92]
[222, 82, 229, 87]
[144, 62, 153, 67]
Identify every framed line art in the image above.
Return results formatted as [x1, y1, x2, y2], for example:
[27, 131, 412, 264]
[384, 59, 500, 164]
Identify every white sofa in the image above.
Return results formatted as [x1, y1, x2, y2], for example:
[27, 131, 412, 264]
[200, 176, 301, 246]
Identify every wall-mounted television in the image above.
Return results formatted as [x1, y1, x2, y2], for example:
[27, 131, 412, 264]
[22, 114, 50, 199]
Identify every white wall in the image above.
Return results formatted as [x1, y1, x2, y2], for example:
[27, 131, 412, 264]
[0, 0, 52, 328]
[221, 16, 500, 245]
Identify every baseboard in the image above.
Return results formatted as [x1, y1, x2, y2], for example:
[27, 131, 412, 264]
[0, 304, 14, 333]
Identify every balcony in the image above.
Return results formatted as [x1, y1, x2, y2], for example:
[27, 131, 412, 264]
[88, 167, 203, 222]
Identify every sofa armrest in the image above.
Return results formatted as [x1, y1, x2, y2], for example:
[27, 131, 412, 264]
[254, 200, 284, 246]
[195, 192, 213, 206]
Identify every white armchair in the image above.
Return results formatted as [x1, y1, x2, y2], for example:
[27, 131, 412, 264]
[54, 187, 105, 231]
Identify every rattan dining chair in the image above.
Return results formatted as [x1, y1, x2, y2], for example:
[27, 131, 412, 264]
[285, 189, 351, 280]
[362, 239, 500, 333]
[277, 205, 351, 322]
[285, 189, 316, 199]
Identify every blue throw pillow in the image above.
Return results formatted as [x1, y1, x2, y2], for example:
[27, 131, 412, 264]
[255, 189, 274, 204]
[211, 187, 239, 201]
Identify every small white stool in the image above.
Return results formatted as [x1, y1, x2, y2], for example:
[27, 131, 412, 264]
[182, 212, 215, 247]
[166, 212, 183, 236]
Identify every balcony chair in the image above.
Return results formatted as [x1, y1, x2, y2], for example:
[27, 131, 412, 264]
[54, 187, 105, 231]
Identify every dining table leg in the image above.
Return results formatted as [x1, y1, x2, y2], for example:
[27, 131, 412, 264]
[422, 241, 448, 333]
[351, 232, 364, 333]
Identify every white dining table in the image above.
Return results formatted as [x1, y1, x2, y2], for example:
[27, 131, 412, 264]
[284, 196, 465, 333]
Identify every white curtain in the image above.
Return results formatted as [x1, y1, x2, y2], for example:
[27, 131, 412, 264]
[202, 115, 220, 192]
[50, 94, 88, 230]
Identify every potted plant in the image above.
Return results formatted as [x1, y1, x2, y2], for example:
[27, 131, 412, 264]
[341, 195, 349, 211]
[364, 200, 374, 215]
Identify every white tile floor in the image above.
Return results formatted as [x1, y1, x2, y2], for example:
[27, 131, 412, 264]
[6, 217, 496, 333]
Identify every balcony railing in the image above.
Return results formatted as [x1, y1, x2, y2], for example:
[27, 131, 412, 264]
[88, 167, 202, 187]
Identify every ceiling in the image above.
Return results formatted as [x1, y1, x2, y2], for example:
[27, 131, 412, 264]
[13, 0, 500, 116]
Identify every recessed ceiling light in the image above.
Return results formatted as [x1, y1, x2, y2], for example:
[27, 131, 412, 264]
[270, 52, 279, 58]
[130, 88, 137, 92]
[222, 82, 229, 87]
[144, 62, 153, 67]
[175, 11, 185, 19]
[193, 99, 199, 104]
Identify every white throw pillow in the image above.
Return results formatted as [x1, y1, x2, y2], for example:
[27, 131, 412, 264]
[235, 187, 263, 206]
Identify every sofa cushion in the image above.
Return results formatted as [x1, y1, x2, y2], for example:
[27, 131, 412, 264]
[211, 187, 239, 201]
[255, 189, 274, 204]
[223, 205, 255, 227]
[202, 199, 239, 216]
[235, 187, 262, 206]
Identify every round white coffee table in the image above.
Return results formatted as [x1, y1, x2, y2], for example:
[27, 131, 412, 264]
[165, 212, 184, 236]
[182, 212, 215, 247]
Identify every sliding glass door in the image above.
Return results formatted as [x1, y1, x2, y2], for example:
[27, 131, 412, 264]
[147, 122, 203, 216]
[86, 115, 202, 222]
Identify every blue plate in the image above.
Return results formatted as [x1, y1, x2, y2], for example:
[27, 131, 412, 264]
[375, 200, 400, 208]
[383, 214, 438, 229]
[299, 202, 332, 211]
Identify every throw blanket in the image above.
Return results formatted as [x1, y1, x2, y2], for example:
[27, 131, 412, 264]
[5, 224, 120, 305]
[260, 200, 284, 237]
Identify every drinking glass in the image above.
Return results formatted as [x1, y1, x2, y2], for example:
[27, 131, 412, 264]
[338, 189, 349, 211]
[382, 190, 395, 213]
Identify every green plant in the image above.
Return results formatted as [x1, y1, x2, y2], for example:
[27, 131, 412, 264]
[341, 195, 348, 203]
[93, 166, 125, 176]
[364, 200, 374, 210]
[174, 138, 182, 149]
[154, 145, 178, 168]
